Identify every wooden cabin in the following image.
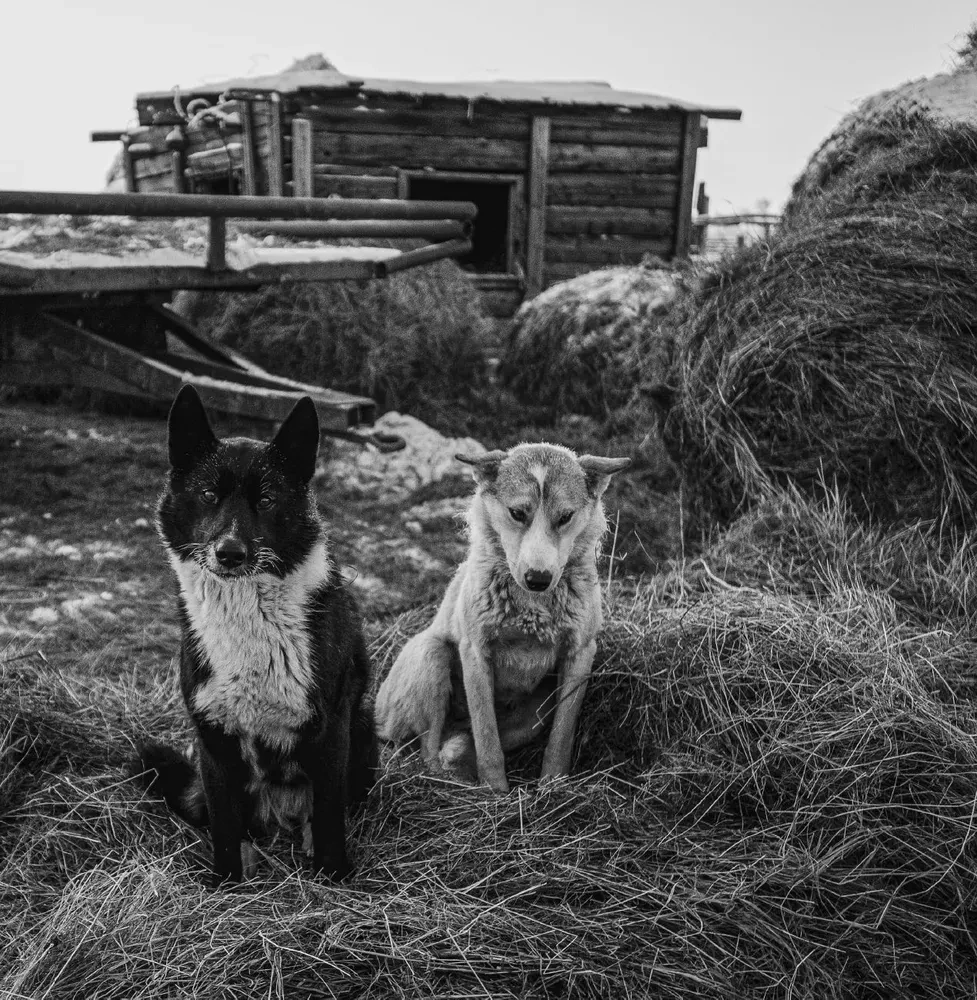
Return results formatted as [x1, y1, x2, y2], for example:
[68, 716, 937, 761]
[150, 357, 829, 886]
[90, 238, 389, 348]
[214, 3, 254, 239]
[105, 70, 740, 316]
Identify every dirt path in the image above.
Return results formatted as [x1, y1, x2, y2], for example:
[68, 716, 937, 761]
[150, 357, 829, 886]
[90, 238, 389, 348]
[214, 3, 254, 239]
[0, 402, 475, 674]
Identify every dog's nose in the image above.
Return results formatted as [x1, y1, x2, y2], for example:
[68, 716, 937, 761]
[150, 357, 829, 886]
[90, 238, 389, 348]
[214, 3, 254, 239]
[524, 569, 552, 592]
[215, 538, 248, 569]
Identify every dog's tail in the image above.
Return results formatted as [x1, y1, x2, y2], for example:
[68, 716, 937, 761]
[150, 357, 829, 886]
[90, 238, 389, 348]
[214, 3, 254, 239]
[131, 740, 207, 827]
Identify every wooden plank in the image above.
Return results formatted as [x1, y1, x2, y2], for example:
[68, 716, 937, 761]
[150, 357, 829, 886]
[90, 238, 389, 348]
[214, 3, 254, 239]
[547, 144, 680, 174]
[300, 105, 683, 145]
[313, 163, 400, 177]
[6, 311, 372, 428]
[546, 174, 679, 209]
[312, 174, 398, 199]
[525, 117, 550, 299]
[238, 100, 259, 195]
[0, 255, 382, 296]
[312, 131, 528, 171]
[291, 118, 314, 198]
[235, 219, 468, 240]
[544, 235, 673, 265]
[0, 259, 38, 288]
[508, 176, 526, 278]
[545, 206, 674, 238]
[267, 95, 285, 197]
[674, 112, 701, 257]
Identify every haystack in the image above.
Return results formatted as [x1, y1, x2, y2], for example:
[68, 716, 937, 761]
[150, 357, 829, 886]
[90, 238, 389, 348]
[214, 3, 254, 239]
[659, 114, 977, 527]
[786, 62, 977, 219]
[497, 263, 681, 421]
[186, 255, 495, 430]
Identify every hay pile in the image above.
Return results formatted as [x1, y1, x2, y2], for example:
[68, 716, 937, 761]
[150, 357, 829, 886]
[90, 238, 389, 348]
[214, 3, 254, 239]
[185, 255, 496, 431]
[659, 115, 977, 528]
[498, 264, 681, 421]
[4, 491, 977, 998]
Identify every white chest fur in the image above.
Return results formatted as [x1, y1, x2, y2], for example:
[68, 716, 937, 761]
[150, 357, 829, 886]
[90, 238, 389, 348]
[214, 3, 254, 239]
[169, 542, 332, 750]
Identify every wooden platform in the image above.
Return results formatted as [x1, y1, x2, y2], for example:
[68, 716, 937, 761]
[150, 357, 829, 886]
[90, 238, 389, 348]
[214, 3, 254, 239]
[0, 189, 474, 431]
[0, 244, 401, 296]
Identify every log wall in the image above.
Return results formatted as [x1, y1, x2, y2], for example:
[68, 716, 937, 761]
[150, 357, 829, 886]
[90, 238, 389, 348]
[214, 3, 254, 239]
[285, 95, 688, 294]
[125, 91, 697, 307]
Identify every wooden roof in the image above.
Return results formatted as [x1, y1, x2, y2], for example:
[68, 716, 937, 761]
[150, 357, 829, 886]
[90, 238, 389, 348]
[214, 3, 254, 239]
[140, 70, 742, 120]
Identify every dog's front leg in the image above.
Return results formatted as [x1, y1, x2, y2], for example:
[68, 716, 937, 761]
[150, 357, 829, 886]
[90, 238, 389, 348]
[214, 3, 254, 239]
[196, 729, 249, 885]
[460, 637, 509, 793]
[541, 639, 596, 779]
[311, 701, 352, 880]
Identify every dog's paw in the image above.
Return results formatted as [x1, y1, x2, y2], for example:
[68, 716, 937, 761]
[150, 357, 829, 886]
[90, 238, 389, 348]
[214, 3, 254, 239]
[439, 733, 478, 783]
[312, 852, 352, 882]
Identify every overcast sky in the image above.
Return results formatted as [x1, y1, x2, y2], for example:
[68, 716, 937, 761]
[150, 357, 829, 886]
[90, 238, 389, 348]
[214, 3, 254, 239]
[2, 0, 973, 211]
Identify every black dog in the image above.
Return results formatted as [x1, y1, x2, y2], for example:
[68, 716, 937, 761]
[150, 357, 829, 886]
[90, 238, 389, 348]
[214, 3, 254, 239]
[135, 385, 376, 884]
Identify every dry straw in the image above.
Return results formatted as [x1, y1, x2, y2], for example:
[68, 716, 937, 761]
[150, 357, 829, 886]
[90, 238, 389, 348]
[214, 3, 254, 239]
[188, 250, 496, 429]
[498, 264, 682, 422]
[4, 491, 977, 998]
[659, 116, 977, 529]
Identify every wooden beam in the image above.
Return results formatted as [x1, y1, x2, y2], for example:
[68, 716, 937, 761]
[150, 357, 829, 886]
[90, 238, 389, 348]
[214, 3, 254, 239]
[291, 118, 314, 198]
[267, 94, 285, 197]
[375, 238, 472, 277]
[170, 151, 187, 194]
[525, 116, 550, 299]
[546, 174, 679, 209]
[7, 311, 373, 429]
[0, 189, 477, 221]
[239, 101, 259, 195]
[545, 205, 674, 238]
[313, 174, 398, 199]
[547, 144, 680, 174]
[234, 219, 469, 240]
[674, 112, 701, 258]
[544, 234, 674, 265]
[206, 217, 227, 271]
[122, 136, 137, 193]
[313, 131, 529, 172]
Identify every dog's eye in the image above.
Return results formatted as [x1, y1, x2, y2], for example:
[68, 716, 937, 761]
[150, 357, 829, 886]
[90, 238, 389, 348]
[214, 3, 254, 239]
[555, 511, 574, 529]
[200, 489, 218, 505]
[256, 496, 275, 510]
[508, 507, 527, 524]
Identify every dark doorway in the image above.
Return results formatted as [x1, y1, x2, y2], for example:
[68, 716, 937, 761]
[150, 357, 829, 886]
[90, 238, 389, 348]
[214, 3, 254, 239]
[407, 177, 511, 273]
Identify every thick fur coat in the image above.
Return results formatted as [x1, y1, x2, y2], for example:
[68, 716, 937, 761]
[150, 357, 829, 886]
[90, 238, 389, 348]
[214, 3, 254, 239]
[135, 385, 376, 883]
[376, 443, 629, 793]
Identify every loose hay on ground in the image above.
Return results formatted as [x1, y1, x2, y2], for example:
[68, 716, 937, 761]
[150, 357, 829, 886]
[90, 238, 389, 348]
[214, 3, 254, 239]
[4, 490, 977, 998]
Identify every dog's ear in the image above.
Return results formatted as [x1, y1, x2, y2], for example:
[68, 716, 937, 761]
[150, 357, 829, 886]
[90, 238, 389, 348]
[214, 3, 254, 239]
[456, 450, 508, 486]
[578, 455, 631, 498]
[167, 385, 217, 472]
[272, 396, 320, 482]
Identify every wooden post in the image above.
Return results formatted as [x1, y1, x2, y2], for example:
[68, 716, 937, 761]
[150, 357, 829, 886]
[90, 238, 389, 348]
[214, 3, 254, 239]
[206, 216, 227, 270]
[170, 151, 186, 194]
[525, 116, 550, 298]
[238, 101, 258, 195]
[267, 93, 285, 198]
[122, 136, 137, 193]
[674, 113, 701, 258]
[291, 118, 313, 199]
